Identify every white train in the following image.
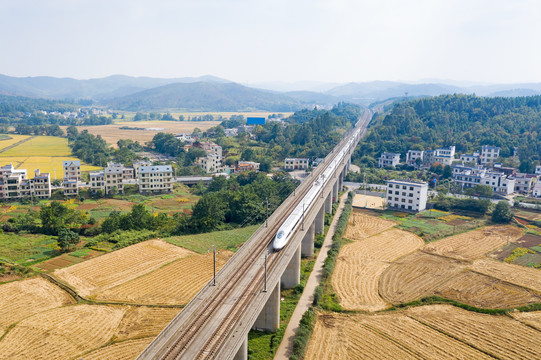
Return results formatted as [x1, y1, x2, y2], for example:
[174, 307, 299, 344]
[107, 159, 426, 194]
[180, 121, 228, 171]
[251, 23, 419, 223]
[272, 124, 362, 250]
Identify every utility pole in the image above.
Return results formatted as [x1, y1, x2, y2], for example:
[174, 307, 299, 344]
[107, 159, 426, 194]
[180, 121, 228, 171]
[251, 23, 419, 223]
[265, 197, 269, 228]
[208, 245, 217, 286]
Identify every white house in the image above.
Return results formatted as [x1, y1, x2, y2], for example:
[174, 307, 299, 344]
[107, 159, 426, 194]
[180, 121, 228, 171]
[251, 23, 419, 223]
[386, 179, 428, 212]
[536, 165, 541, 175]
[433, 146, 456, 166]
[480, 145, 500, 165]
[138, 165, 173, 194]
[378, 152, 400, 168]
[406, 150, 424, 167]
[285, 158, 309, 170]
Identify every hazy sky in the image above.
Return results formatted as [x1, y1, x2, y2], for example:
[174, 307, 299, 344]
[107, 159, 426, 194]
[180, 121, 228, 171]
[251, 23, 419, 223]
[1, 0, 540, 84]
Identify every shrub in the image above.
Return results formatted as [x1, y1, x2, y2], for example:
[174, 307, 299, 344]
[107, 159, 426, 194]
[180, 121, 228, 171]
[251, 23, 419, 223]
[289, 307, 316, 360]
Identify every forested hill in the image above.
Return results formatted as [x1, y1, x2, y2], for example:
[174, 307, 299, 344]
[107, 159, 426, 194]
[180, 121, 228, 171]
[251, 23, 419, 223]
[104, 82, 305, 112]
[359, 94, 541, 167]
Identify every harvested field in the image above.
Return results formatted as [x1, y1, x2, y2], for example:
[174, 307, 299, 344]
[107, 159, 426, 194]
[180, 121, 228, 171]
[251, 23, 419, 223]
[379, 251, 467, 304]
[53, 240, 194, 298]
[345, 209, 395, 239]
[360, 313, 492, 359]
[114, 306, 180, 341]
[305, 311, 492, 360]
[69, 120, 219, 146]
[352, 194, 385, 210]
[433, 270, 541, 308]
[470, 258, 541, 293]
[511, 311, 541, 331]
[33, 253, 86, 272]
[96, 251, 233, 305]
[82, 338, 153, 360]
[423, 225, 522, 260]
[332, 229, 423, 311]
[0, 277, 75, 336]
[0, 304, 125, 360]
[305, 313, 418, 360]
[406, 304, 541, 359]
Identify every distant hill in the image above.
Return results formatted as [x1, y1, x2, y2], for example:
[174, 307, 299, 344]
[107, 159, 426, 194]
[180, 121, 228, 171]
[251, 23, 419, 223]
[0, 74, 231, 100]
[104, 82, 305, 111]
[325, 81, 463, 104]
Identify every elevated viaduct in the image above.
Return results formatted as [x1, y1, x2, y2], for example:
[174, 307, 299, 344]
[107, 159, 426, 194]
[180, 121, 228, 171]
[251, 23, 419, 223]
[137, 110, 372, 360]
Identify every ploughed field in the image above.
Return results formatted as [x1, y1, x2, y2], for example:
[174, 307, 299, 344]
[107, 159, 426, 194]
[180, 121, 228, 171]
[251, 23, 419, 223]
[0, 239, 234, 359]
[306, 208, 541, 359]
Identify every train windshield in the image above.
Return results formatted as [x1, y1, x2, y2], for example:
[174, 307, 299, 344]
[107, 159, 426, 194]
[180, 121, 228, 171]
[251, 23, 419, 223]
[277, 231, 284, 239]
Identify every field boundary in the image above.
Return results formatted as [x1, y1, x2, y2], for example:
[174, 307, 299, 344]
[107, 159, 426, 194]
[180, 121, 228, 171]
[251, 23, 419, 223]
[0, 136, 35, 154]
[405, 313, 500, 359]
[41, 273, 185, 308]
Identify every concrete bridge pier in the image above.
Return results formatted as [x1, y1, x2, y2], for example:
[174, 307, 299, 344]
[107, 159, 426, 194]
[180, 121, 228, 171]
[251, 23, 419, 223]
[301, 222, 315, 257]
[253, 282, 280, 332]
[325, 193, 332, 213]
[315, 204, 325, 234]
[339, 170, 344, 190]
[333, 181, 339, 202]
[233, 338, 248, 360]
[281, 245, 300, 289]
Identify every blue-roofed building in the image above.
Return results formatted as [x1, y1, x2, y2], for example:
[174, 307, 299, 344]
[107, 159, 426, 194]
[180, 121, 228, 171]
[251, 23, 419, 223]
[246, 117, 265, 125]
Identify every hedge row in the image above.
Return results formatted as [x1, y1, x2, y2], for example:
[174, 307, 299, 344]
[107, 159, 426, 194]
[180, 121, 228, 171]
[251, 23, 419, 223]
[289, 307, 316, 360]
[313, 191, 354, 310]
[84, 229, 159, 249]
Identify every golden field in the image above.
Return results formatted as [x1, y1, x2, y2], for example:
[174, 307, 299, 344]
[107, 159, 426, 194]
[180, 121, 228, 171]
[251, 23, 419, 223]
[0, 135, 31, 152]
[64, 120, 220, 147]
[0, 135, 100, 177]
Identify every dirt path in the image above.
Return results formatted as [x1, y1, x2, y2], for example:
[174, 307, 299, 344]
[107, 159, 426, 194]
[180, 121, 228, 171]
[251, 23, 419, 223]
[0, 135, 35, 154]
[274, 190, 351, 360]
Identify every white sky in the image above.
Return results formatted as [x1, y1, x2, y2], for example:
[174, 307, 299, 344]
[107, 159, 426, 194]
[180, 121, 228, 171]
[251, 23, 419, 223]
[1, 0, 540, 84]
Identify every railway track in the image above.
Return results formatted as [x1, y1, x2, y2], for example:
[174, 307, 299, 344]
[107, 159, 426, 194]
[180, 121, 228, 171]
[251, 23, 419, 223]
[138, 113, 371, 360]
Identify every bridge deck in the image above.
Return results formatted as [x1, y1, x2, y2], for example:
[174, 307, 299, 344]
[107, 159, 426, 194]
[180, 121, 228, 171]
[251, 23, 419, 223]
[137, 111, 371, 359]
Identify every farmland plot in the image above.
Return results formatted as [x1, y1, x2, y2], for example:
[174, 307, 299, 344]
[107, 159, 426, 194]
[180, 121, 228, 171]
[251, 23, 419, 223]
[406, 304, 541, 359]
[423, 225, 522, 260]
[53, 240, 193, 298]
[470, 258, 541, 293]
[511, 311, 541, 331]
[305, 311, 491, 360]
[305, 313, 418, 360]
[332, 228, 423, 311]
[0, 305, 125, 360]
[345, 209, 396, 239]
[81, 338, 153, 360]
[0, 277, 75, 336]
[96, 251, 233, 305]
[433, 270, 541, 308]
[114, 306, 180, 341]
[379, 251, 467, 304]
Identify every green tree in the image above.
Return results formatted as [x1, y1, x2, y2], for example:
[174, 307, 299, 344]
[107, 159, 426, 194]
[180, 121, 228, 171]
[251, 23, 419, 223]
[57, 227, 80, 252]
[492, 201, 513, 223]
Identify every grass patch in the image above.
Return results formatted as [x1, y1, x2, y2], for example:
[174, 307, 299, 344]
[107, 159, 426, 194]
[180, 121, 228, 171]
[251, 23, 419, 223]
[388, 295, 541, 314]
[381, 210, 486, 242]
[0, 232, 58, 264]
[69, 248, 91, 258]
[165, 225, 260, 253]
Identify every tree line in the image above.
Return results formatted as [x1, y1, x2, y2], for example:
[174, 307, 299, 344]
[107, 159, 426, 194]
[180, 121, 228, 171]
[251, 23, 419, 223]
[357, 94, 541, 172]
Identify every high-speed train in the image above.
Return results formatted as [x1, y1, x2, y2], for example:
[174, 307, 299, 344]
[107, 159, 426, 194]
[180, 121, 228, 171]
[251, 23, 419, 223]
[272, 123, 362, 250]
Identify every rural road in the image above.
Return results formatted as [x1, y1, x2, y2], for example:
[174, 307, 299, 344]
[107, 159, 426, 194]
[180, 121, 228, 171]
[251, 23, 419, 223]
[273, 189, 351, 360]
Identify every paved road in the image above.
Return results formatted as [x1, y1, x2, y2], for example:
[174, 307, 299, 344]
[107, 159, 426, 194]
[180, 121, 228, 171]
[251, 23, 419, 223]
[273, 189, 351, 360]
